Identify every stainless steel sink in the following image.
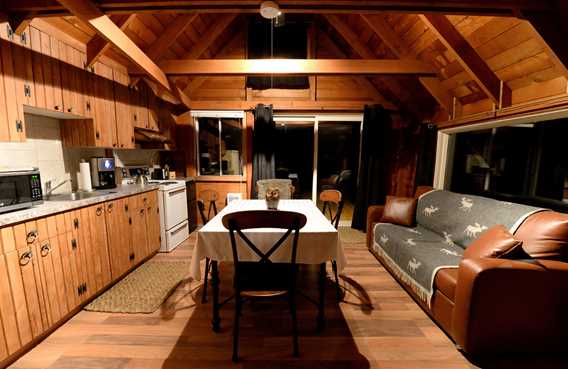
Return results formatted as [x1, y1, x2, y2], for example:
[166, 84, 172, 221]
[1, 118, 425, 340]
[46, 191, 105, 201]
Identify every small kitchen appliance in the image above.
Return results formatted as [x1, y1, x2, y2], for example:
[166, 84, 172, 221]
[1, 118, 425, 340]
[89, 157, 116, 189]
[0, 168, 43, 214]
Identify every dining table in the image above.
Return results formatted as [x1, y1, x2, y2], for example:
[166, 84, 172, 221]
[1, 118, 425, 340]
[189, 199, 347, 332]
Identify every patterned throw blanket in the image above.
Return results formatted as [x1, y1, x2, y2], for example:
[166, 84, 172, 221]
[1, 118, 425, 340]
[374, 190, 542, 307]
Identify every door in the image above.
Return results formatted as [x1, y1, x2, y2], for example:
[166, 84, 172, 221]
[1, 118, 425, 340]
[105, 198, 132, 280]
[113, 70, 134, 148]
[145, 191, 161, 253]
[316, 121, 361, 223]
[94, 62, 118, 148]
[0, 28, 25, 141]
[29, 27, 47, 110]
[273, 119, 315, 199]
[130, 195, 149, 263]
[86, 204, 112, 290]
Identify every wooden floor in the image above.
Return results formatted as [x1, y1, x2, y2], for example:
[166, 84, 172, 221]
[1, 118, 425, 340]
[7, 230, 568, 369]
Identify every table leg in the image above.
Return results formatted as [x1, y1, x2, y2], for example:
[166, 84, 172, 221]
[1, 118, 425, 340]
[211, 260, 221, 333]
[317, 263, 326, 331]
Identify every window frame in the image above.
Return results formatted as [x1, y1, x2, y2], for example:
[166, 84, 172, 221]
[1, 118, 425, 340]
[193, 111, 245, 178]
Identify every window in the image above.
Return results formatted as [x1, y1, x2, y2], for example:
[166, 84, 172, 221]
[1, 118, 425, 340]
[196, 113, 244, 176]
[450, 119, 568, 211]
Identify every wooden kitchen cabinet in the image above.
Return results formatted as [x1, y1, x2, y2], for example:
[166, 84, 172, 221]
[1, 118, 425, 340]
[145, 191, 161, 253]
[131, 83, 149, 129]
[82, 204, 112, 292]
[105, 198, 133, 280]
[93, 62, 118, 148]
[0, 26, 25, 142]
[129, 194, 149, 264]
[113, 69, 135, 148]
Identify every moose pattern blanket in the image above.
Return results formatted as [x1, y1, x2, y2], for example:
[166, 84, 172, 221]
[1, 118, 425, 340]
[374, 190, 543, 306]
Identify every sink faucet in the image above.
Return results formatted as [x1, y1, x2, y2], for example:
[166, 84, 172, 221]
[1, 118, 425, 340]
[45, 179, 70, 198]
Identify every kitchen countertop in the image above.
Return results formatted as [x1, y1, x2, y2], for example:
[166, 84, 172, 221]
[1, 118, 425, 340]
[0, 184, 160, 227]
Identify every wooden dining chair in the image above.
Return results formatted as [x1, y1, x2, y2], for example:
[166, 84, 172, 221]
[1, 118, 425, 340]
[319, 189, 344, 301]
[222, 210, 307, 362]
[198, 190, 219, 303]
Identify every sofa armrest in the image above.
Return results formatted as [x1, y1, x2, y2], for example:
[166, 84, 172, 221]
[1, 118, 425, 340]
[452, 258, 568, 354]
[366, 205, 384, 250]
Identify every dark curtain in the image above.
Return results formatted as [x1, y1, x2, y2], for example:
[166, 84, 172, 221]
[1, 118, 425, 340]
[415, 124, 438, 187]
[352, 105, 392, 230]
[251, 104, 276, 197]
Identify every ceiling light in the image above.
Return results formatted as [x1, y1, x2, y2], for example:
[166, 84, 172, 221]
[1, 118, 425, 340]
[260, 1, 281, 19]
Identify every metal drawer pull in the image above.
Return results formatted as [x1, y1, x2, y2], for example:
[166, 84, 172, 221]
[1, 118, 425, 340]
[96, 207, 103, 216]
[170, 223, 188, 236]
[107, 203, 114, 213]
[168, 188, 186, 197]
[40, 243, 52, 256]
[19, 251, 33, 266]
[26, 230, 38, 244]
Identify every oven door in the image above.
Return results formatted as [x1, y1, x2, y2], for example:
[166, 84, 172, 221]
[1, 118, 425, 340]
[162, 187, 188, 229]
[0, 175, 33, 212]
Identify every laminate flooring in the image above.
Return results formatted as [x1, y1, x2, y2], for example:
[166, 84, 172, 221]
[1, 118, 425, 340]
[8, 230, 567, 369]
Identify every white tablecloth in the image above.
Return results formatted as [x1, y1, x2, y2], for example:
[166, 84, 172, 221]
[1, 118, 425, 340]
[189, 200, 346, 280]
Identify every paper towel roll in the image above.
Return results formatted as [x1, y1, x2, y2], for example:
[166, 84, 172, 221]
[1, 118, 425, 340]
[79, 162, 92, 191]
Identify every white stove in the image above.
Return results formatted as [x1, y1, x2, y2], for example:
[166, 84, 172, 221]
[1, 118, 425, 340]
[148, 179, 189, 252]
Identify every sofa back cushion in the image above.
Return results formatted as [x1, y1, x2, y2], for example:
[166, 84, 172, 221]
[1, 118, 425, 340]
[381, 196, 417, 226]
[514, 211, 568, 261]
[416, 190, 541, 248]
[463, 225, 523, 259]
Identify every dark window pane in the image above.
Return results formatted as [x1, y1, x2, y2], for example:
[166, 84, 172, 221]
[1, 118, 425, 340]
[220, 118, 243, 175]
[198, 118, 220, 175]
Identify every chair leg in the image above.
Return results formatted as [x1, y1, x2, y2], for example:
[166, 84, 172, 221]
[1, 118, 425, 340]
[289, 292, 299, 357]
[332, 260, 341, 302]
[202, 258, 210, 304]
[232, 295, 242, 363]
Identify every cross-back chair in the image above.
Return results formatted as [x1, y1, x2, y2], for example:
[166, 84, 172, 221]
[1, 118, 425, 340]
[222, 210, 307, 362]
[198, 189, 219, 303]
[319, 189, 344, 301]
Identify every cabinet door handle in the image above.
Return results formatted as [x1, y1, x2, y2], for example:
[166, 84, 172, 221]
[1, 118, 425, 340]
[168, 188, 186, 197]
[129, 217, 132, 225]
[96, 207, 103, 216]
[71, 239, 77, 250]
[140, 208, 145, 215]
[26, 230, 38, 244]
[73, 218, 79, 229]
[19, 251, 33, 266]
[40, 243, 51, 257]
[107, 203, 114, 213]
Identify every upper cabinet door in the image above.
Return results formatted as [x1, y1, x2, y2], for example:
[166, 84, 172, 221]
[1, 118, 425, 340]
[29, 27, 47, 110]
[113, 70, 135, 149]
[0, 25, 25, 142]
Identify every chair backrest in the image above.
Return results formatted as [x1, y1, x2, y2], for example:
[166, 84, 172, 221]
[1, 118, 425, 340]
[222, 210, 307, 268]
[319, 189, 344, 229]
[256, 179, 294, 199]
[197, 190, 219, 224]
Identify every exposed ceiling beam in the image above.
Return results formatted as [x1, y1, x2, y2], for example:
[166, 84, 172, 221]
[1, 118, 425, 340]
[146, 59, 437, 76]
[420, 14, 511, 108]
[323, 14, 415, 112]
[361, 14, 456, 114]
[130, 13, 198, 87]
[56, 0, 171, 92]
[3, 1, 551, 18]
[318, 30, 394, 109]
[86, 14, 136, 68]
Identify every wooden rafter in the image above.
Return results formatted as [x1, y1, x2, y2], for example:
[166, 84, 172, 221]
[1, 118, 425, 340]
[420, 14, 512, 108]
[181, 14, 238, 95]
[323, 14, 414, 111]
[130, 14, 198, 87]
[86, 14, 136, 68]
[3, 1, 552, 18]
[361, 14, 456, 115]
[144, 59, 436, 76]
[56, 0, 171, 91]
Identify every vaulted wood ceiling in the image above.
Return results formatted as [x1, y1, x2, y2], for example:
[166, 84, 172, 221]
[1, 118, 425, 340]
[2, 0, 567, 122]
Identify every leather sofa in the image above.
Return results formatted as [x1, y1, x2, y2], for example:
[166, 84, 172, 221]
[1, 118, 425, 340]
[367, 187, 568, 355]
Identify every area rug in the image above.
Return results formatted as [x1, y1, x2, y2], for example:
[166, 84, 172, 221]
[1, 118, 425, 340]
[338, 226, 366, 244]
[85, 260, 190, 313]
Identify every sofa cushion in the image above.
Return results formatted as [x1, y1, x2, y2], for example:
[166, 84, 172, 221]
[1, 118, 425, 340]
[434, 268, 458, 301]
[416, 190, 541, 248]
[381, 196, 417, 226]
[463, 225, 523, 259]
[373, 223, 463, 305]
[515, 211, 568, 261]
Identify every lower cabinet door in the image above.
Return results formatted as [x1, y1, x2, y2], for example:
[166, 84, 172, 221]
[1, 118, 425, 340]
[0, 252, 24, 358]
[131, 201, 149, 264]
[60, 232, 82, 309]
[146, 191, 161, 253]
[35, 239, 63, 326]
[14, 246, 45, 340]
[105, 199, 131, 280]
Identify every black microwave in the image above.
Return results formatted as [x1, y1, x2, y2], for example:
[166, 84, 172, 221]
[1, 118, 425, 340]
[0, 169, 43, 214]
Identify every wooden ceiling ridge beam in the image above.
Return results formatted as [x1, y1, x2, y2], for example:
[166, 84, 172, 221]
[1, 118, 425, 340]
[2, 1, 553, 18]
[86, 14, 136, 68]
[130, 13, 199, 87]
[56, 0, 171, 91]
[361, 14, 456, 115]
[318, 28, 394, 109]
[419, 14, 512, 108]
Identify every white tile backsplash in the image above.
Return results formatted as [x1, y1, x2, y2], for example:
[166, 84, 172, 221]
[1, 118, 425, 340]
[1, 113, 162, 194]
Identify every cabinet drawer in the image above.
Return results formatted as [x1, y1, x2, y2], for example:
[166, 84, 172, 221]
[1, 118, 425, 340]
[166, 220, 189, 250]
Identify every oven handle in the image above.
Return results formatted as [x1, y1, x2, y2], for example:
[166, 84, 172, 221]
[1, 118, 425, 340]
[170, 222, 188, 236]
[167, 188, 186, 197]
